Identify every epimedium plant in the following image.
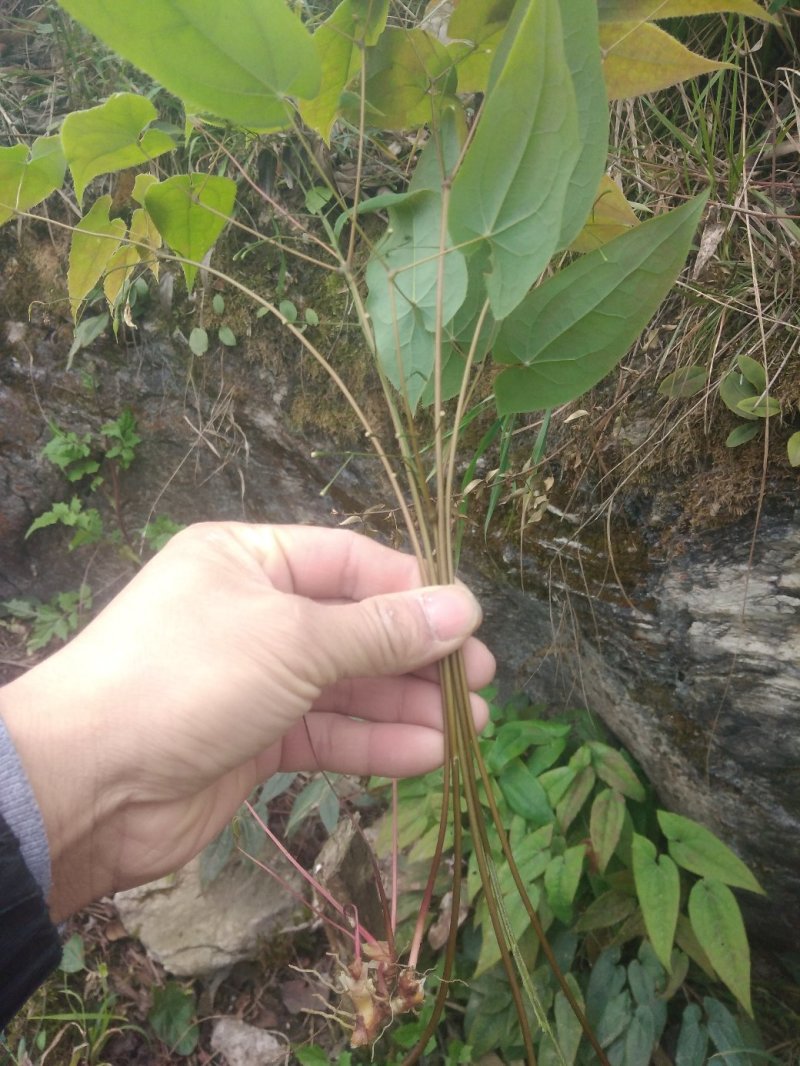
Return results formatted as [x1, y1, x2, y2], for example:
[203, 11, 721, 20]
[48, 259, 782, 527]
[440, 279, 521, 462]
[373, 696, 765, 1063]
[0, 0, 779, 1061]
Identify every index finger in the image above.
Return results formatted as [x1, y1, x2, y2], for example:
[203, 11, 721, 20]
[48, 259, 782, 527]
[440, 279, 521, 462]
[230, 523, 426, 601]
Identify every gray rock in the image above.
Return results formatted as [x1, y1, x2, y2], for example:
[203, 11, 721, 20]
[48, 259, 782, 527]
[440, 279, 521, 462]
[114, 851, 302, 977]
[210, 1018, 288, 1065]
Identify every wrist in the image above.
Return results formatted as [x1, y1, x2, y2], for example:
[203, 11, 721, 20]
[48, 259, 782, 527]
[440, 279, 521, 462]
[0, 650, 123, 922]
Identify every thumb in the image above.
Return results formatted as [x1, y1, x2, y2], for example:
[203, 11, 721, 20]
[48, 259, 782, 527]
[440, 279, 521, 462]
[303, 585, 483, 684]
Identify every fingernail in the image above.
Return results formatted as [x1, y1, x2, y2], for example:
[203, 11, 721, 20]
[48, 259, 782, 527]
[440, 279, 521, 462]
[421, 587, 482, 642]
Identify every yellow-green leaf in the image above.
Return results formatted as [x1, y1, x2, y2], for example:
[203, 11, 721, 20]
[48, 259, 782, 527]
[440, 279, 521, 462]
[631, 834, 680, 971]
[103, 242, 140, 309]
[57, 0, 320, 130]
[688, 879, 752, 1015]
[68, 195, 126, 320]
[61, 93, 174, 204]
[544, 844, 585, 924]
[658, 811, 764, 893]
[0, 135, 66, 226]
[447, 0, 514, 93]
[598, 0, 778, 24]
[556, 765, 596, 832]
[299, 0, 389, 143]
[571, 174, 640, 253]
[601, 21, 730, 99]
[787, 431, 800, 467]
[144, 174, 236, 293]
[590, 788, 626, 873]
[360, 29, 454, 130]
[737, 394, 780, 417]
[588, 742, 647, 801]
[131, 173, 159, 205]
[129, 207, 161, 279]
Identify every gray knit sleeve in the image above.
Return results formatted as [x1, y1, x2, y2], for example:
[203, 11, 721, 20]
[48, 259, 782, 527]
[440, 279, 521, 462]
[0, 714, 51, 897]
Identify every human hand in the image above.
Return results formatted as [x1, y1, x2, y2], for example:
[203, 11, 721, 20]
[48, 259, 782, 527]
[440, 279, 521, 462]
[0, 523, 494, 921]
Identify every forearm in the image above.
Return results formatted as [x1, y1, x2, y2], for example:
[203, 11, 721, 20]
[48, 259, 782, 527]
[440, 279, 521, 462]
[0, 657, 122, 923]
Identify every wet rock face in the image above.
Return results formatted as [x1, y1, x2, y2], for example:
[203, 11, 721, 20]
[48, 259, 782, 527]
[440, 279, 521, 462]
[1, 319, 798, 952]
[507, 503, 800, 951]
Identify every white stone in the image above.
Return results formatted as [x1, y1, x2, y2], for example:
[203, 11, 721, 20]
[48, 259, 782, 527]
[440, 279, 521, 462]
[210, 1018, 288, 1066]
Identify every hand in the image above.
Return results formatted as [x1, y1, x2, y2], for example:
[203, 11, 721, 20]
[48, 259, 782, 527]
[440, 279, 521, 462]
[0, 523, 494, 921]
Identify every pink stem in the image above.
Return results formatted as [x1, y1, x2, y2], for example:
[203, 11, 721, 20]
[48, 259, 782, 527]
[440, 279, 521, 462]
[245, 801, 380, 947]
[391, 780, 399, 936]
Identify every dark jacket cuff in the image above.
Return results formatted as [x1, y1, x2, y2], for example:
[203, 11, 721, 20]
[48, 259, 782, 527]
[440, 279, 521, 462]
[0, 811, 61, 1030]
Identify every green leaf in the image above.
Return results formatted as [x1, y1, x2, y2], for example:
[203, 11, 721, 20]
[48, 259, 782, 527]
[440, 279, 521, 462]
[657, 811, 764, 893]
[57, 0, 320, 130]
[218, 325, 237, 347]
[68, 194, 126, 319]
[365, 189, 467, 409]
[556, 765, 596, 832]
[318, 787, 340, 834]
[573, 890, 638, 932]
[631, 834, 680, 972]
[0, 135, 66, 226]
[189, 327, 209, 357]
[624, 1003, 656, 1066]
[596, 989, 633, 1047]
[737, 394, 780, 418]
[487, 718, 571, 772]
[539, 765, 577, 807]
[788, 431, 800, 467]
[719, 371, 759, 419]
[556, 0, 609, 250]
[544, 844, 585, 923]
[199, 824, 234, 886]
[212, 293, 225, 314]
[587, 947, 626, 1028]
[590, 788, 626, 873]
[494, 194, 707, 413]
[359, 28, 455, 130]
[149, 981, 199, 1055]
[726, 422, 761, 448]
[448, 0, 581, 318]
[689, 880, 752, 1015]
[588, 742, 646, 801]
[658, 364, 707, 398]
[61, 93, 174, 204]
[735, 354, 767, 392]
[279, 299, 298, 323]
[498, 759, 555, 827]
[294, 1048, 329, 1066]
[704, 997, 752, 1066]
[554, 976, 585, 1066]
[286, 775, 331, 835]
[144, 174, 236, 292]
[67, 313, 110, 366]
[675, 1003, 708, 1066]
[299, 0, 389, 142]
[59, 933, 86, 974]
